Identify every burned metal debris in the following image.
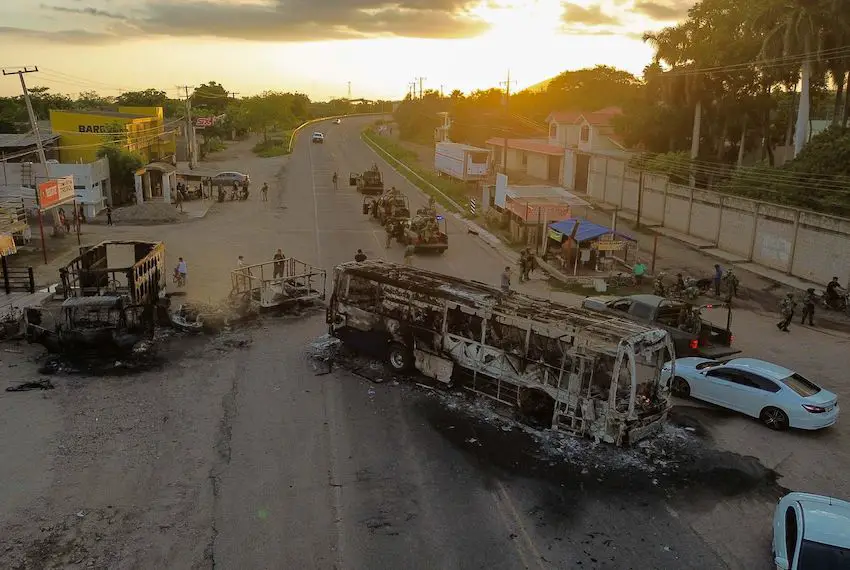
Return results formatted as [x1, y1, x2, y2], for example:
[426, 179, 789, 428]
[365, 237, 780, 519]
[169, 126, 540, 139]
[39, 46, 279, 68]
[326, 260, 677, 446]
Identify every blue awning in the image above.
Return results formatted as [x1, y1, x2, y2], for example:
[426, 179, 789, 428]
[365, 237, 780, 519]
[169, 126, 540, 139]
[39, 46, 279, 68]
[548, 218, 635, 242]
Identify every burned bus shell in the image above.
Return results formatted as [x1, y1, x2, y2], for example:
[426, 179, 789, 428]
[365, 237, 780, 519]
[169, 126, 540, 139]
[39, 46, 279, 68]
[327, 260, 676, 445]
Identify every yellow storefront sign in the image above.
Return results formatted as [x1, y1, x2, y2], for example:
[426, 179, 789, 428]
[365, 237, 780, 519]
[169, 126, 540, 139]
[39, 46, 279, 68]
[0, 233, 17, 256]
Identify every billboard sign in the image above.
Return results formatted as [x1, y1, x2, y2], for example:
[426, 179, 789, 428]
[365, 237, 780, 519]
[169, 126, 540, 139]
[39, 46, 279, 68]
[195, 117, 213, 128]
[38, 176, 75, 210]
[0, 233, 16, 256]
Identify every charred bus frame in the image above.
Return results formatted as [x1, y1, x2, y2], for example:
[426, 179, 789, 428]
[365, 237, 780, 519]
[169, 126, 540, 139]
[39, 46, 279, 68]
[327, 260, 676, 445]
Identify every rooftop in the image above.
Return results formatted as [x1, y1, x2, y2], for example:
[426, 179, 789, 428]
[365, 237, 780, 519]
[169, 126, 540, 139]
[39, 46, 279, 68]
[437, 141, 490, 153]
[485, 138, 564, 156]
[51, 109, 149, 119]
[0, 131, 60, 149]
[505, 184, 590, 206]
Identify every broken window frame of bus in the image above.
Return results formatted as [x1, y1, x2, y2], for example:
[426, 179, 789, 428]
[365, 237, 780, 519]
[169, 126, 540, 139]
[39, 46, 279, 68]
[329, 261, 676, 445]
[231, 257, 327, 309]
[59, 240, 166, 306]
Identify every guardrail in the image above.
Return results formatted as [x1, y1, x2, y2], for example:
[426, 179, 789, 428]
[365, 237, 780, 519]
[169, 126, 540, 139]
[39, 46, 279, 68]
[1, 258, 35, 294]
[287, 112, 389, 153]
[360, 130, 464, 214]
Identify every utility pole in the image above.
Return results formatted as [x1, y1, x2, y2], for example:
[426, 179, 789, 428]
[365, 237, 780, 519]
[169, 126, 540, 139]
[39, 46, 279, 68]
[409, 82, 416, 100]
[415, 77, 426, 99]
[440, 84, 445, 98]
[228, 91, 240, 99]
[347, 82, 352, 99]
[177, 85, 196, 168]
[499, 70, 516, 174]
[3, 66, 50, 264]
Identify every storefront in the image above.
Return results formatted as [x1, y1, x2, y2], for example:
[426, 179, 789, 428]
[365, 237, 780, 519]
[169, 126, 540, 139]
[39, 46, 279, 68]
[545, 218, 636, 275]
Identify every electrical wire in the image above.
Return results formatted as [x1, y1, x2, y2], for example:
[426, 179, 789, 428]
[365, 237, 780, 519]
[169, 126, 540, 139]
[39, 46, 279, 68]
[655, 45, 850, 78]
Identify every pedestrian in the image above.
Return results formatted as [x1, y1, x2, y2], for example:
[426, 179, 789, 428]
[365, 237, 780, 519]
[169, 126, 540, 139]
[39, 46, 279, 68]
[261, 183, 269, 202]
[106, 205, 113, 226]
[332, 172, 338, 190]
[500, 266, 511, 293]
[236, 255, 251, 290]
[776, 292, 796, 332]
[632, 260, 646, 286]
[78, 204, 86, 224]
[385, 221, 394, 248]
[175, 256, 188, 287]
[355, 249, 367, 262]
[654, 272, 666, 297]
[801, 288, 816, 326]
[273, 248, 285, 278]
[175, 190, 184, 213]
[724, 268, 739, 298]
[404, 244, 415, 265]
[713, 264, 723, 297]
[518, 250, 527, 283]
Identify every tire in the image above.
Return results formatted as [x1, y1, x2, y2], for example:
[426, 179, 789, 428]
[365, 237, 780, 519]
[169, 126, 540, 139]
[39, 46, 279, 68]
[760, 407, 789, 431]
[671, 376, 691, 398]
[387, 343, 413, 372]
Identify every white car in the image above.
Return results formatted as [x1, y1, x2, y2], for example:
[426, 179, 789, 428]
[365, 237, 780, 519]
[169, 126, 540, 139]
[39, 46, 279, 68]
[312, 132, 324, 143]
[772, 492, 850, 569]
[211, 171, 249, 186]
[661, 357, 838, 430]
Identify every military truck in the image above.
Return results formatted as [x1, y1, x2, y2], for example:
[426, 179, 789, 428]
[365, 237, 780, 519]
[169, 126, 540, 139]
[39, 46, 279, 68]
[349, 163, 384, 195]
[401, 205, 448, 253]
[362, 187, 411, 227]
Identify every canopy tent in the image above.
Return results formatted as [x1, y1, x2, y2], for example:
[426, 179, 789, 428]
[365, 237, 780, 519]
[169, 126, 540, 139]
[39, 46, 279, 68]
[548, 218, 635, 243]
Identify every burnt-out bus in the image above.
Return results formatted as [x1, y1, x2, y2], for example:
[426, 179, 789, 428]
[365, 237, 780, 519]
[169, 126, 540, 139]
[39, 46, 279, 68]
[326, 260, 676, 446]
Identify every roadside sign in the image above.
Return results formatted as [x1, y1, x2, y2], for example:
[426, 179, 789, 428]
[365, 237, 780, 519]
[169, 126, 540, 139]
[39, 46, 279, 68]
[195, 117, 213, 128]
[594, 240, 626, 251]
[38, 176, 75, 210]
[0, 233, 16, 256]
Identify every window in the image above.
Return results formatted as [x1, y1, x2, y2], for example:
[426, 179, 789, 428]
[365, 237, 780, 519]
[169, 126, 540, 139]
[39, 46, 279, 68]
[781, 373, 821, 397]
[521, 152, 528, 166]
[580, 125, 590, 142]
[549, 124, 557, 138]
[785, 507, 798, 566]
[610, 299, 632, 312]
[707, 369, 757, 389]
[695, 360, 722, 370]
[798, 539, 850, 569]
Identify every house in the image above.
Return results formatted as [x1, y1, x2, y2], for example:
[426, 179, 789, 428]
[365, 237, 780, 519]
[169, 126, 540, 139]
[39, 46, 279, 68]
[0, 131, 60, 163]
[484, 138, 565, 184]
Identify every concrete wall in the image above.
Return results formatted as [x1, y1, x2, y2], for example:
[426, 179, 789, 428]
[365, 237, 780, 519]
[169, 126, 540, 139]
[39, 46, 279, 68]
[526, 152, 549, 180]
[0, 158, 110, 218]
[583, 153, 850, 286]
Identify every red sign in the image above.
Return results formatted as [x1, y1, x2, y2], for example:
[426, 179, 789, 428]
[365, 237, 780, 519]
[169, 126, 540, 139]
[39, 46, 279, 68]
[195, 117, 213, 128]
[37, 176, 75, 210]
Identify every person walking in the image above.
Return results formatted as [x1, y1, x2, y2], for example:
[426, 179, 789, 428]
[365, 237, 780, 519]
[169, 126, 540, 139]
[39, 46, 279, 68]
[404, 244, 415, 265]
[236, 255, 251, 290]
[261, 183, 269, 202]
[354, 249, 367, 262]
[175, 190, 184, 213]
[776, 292, 796, 332]
[273, 248, 285, 278]
[175, 257, 188, 287]
[518, 250, 528, 283]
[385, 221, 394, 248]
[106, 205, 113, 226]
[500, 266, 512, 293]
[632, 260, 646, 286]
[801, 288, 816, 326]
[713, 264, 723, 297]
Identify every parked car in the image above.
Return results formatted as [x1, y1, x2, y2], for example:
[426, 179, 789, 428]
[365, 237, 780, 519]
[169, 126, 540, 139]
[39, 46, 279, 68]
[333, 119, 342, 125]
[211, 171, 249, 187]
[661, 357, 839, 430]
[312, 132, 324, 143]
[772, 492, 850, 569]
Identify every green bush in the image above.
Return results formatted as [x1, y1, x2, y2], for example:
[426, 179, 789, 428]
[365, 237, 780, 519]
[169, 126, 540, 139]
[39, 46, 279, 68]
[362, 129, 473, 215]
[252, 135, 291, 157]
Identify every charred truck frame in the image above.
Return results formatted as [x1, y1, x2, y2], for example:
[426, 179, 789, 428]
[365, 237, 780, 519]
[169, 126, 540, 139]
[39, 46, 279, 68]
[26, 241, 167, 356]
[327, 260, 676, 445]
[231, 257, 327, 310]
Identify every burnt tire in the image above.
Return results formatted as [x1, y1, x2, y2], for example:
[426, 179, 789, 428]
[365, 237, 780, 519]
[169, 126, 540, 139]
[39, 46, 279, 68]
[671, 376, 691, 398]
[387, 343, 413, 372]
[518, 388, 555, 429]
[760, 407, 789, 431]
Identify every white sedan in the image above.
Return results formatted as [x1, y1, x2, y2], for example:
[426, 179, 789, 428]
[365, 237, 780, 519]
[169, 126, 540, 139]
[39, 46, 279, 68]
[661, 357, 838, 430]
[772, 492, 850, 569]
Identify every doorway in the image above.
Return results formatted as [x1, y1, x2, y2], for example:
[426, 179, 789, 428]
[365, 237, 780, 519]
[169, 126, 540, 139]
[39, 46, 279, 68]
[547, 155, 560, 184]
[574, 153, 590, 193]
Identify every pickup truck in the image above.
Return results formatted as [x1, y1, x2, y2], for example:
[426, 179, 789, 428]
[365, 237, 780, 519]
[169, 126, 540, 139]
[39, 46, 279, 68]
[582, 294, 740, 359]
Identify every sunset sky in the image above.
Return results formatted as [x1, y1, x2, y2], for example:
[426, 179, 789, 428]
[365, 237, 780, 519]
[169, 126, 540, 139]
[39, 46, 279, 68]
[0, 0, 689, 100]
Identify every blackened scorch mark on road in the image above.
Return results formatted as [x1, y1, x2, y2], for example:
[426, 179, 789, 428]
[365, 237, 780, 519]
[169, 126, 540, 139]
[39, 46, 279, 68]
[415, 391, 786, 509]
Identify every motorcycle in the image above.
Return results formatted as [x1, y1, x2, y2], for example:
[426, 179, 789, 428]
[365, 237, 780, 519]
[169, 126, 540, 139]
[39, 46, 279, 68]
[821, 290, 849, 312]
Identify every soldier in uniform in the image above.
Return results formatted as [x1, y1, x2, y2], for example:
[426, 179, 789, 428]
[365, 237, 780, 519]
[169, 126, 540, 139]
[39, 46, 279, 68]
[653, 272, 666, 297]
[801, 287, 817, 326]
[777, 292, 796, 332]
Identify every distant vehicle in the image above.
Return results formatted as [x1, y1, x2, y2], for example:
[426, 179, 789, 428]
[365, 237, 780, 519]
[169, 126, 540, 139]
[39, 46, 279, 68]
[662, 357, 839, 431]
[772, 492, 850, 569]
[434, 142, 491, 182]
[582, 294, 738, 358]
[312, 132, 324, 143]
[349, 163, 384, 195]
[211, 171, 250, 186]
[333, 119, 342, 125]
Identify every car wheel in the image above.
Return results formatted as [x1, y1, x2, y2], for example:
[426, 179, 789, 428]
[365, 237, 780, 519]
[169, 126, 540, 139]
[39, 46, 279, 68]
[671, 376, 690, 397]
[760, 407, 789, 431]
[387, 343, 412, 372]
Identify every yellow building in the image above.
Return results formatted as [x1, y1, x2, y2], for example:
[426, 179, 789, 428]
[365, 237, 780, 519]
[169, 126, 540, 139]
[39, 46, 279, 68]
[49, 106, 177, 165]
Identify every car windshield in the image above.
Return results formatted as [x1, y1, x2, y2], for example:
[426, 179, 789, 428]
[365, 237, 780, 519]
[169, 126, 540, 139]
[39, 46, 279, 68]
[781, 372, 821, 397]
[695, 361, 722, 370]
[798, 539, 850, 569]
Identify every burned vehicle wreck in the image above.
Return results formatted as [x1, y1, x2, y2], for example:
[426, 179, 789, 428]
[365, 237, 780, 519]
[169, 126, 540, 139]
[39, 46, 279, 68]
[327, 260, 676, 445]
[25, 241, 167, 357]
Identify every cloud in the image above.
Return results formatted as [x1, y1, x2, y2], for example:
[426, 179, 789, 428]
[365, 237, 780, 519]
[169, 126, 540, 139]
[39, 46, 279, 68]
[41, 3, 125, 19]
[37, 0, 491, 42]
[632, 1, 689, 20]
[561, 3, 620, 26]
[0, 26, 120, 44]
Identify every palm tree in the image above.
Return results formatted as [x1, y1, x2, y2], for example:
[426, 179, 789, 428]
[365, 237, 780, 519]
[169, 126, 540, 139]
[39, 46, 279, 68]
[757, 0, 831, 157]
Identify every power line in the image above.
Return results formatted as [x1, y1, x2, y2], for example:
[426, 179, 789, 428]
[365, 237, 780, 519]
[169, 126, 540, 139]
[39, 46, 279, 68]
[176, 85, 197, 168]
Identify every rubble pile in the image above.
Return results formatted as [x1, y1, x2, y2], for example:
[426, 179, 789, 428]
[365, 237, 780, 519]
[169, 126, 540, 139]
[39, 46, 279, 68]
[111, 203, 186, 224]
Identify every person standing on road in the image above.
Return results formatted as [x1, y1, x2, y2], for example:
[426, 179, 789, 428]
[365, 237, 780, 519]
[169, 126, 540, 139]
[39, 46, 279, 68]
[261, 183, 269, 202]
[632, 260, 646, 286]
[237, 255, 251, 290]
[713, 264, 723, 297]
[332, 172, 338, 190]
[175, 257, 188, 287]
[273, 248, 285, 278]
[501, 266, 512, 293]
[777, 292, 796, 332]
[404, 244, 415, 265]
[801, 288, 816, 326]
[385, 221, 394, 249]
[354, 249, 367, 262]
[106, 205, 113, 226]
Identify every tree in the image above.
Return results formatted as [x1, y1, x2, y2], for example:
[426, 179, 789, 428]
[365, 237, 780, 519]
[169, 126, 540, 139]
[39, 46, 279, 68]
[26, 86, 73, 120]
[192, 81, 229, 115]
[97, 144, 143, 204]
[116, 89, 180, 117]
[75, 90, 115, 110]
